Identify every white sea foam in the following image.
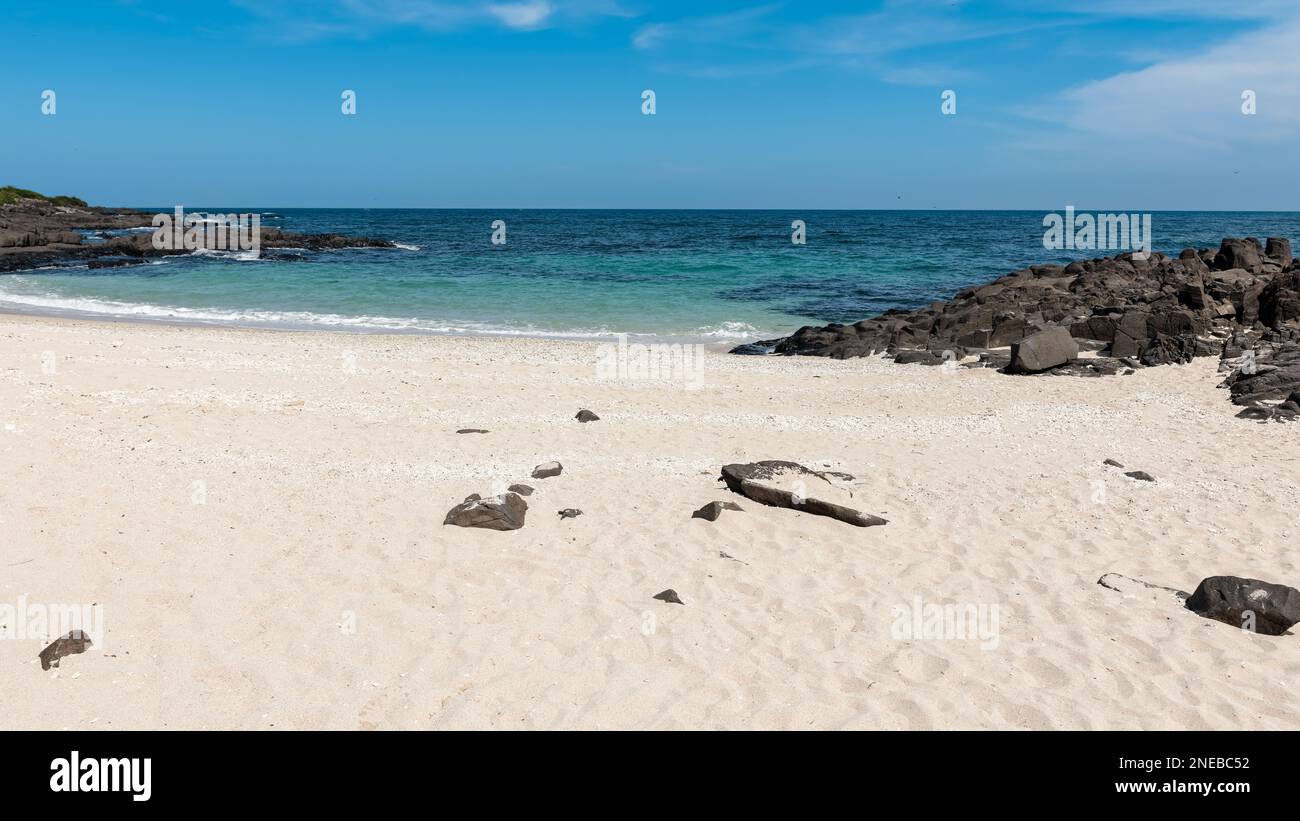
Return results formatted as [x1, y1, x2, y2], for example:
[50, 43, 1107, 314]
[393, 243, 422, 251]
[0, 284, 633, 339]
[694, 321, 759, 338]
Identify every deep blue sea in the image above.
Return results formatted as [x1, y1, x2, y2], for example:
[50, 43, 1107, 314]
[4, 210, 1299, 342]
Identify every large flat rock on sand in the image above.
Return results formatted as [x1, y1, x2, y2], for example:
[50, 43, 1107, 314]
[720, 460, 886, 528]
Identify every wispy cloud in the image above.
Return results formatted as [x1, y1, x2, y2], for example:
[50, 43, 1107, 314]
[631, 4, 782, 51]
[233, 0, 628, 39]
[1053, 0, 1300, 20]
[486, 0, 554, 29]
[1023, 14, 1300, 149]
[630, 1, 1066, 80]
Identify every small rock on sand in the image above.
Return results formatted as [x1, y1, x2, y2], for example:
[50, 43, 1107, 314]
[654, 589, 684, 605]
[558, 508, 583, 519]
[575, 409, 600, 422]
[1125, 470, 1156, 482]
[443, 492, 528, 531]
[691, 501, 743, 522]
[1103, 459, 1124, 468]
[508, 483, 534, 496]
[39, 630, 93, 671]
[456, 428, 489, 434]
[531, 462, 562, 479]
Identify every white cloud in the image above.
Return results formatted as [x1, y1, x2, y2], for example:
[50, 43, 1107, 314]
[487, 1, 554, 29]
[1056, 0, 1300, 20]
[631, 4, 781, 51]
[1042, 15, 1300, 147]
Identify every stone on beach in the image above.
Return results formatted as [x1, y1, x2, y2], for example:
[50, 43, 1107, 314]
[531, 462, 563, 479]
[720, 460, 886, 528]
[575, 409, 600, 422]
[691, 501, 743, 522]
[39, 630, 93, 671]
[558, 508, 582, 519]
[443, 492, 528, 531]
[507, 483, 534, 496]
[1185, 576, 1300, 636]
[456, 428, 489, 434]
[1008, 327, 1078, 373]
[653, 589, 684, 605]
[1124, 470, 1156, 482]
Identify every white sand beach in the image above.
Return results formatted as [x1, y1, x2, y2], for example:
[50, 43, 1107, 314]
[2, 312, 1299, 730]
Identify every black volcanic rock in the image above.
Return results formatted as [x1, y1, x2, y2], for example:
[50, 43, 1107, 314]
[38, 630, 93, 671]
[1186, 576, 1300, 635]
[720, 460, 886, 528]
[1008, 327, 1078, 373]
[691, 500, 743, 521]
[0, 194, 396, 273]
[729, 235, 1300, 420]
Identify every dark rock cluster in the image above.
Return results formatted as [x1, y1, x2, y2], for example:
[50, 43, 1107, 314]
[0, 194, 395, 273]
[734, 236, 1300, 416]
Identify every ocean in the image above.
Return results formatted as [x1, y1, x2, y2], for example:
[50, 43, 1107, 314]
[3, 209, 1299, 342]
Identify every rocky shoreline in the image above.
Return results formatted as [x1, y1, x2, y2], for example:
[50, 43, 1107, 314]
[734, 237, 1300, 420]
[0, 193, 396, 274]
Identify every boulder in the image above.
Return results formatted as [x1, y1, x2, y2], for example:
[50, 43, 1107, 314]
[1008, 327, 1078, 373]
[1139, 333, 1196, 367]
[1110, 311, 1150, 359]
[1185, 576, 1300, 635]
[719, 461, 886, 527]
[1225, 342, 1300, 406]
[1265, 237, 1292, 264]
[443, 492, 528, 531]
[1213, 238, 1262, 273]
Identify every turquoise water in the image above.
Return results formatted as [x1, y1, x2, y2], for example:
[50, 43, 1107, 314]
[3, 210, 1299, 342]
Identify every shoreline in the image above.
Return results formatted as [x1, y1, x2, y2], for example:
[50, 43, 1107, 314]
[0, 304, 758, 349]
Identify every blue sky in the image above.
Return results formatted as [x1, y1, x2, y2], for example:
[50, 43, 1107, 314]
[3, 0, 1298, 208]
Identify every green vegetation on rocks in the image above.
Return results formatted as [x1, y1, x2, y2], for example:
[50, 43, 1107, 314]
[0, 186, 87, 207]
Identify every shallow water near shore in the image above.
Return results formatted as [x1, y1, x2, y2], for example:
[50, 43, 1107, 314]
[3, 209, 1299, 342]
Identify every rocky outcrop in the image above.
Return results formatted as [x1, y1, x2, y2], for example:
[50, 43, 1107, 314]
[733, 236, 1300, 417]
[734, 237, 1298, 386]
[720, 461, 886, 528]
[1220, 339, 1300, 419]
[0, 192, 396, 273]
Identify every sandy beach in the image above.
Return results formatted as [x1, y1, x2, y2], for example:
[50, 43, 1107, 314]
[2, 312, 1299, 730]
